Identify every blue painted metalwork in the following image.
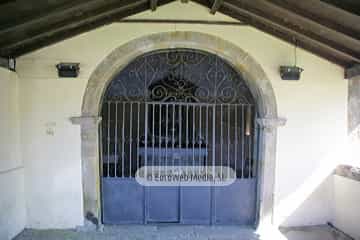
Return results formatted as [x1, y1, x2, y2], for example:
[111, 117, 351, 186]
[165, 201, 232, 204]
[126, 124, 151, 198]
[102, 178, 144, 224]
[100, 49, 259, 225]
[214, 179, 256, 225]
[146, 186, 180, 223]
[180, 186, 211, 224]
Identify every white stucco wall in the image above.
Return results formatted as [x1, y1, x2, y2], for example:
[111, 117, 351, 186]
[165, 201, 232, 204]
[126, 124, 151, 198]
[0, 68, 26, 239]
[16, 1, 347, 229]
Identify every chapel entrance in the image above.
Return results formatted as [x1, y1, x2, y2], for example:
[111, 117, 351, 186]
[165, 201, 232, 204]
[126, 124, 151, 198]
[100, 49, 260, 225]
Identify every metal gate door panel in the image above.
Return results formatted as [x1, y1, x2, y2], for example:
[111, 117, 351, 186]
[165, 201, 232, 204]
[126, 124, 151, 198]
[214, 179, 256, 225]
[101, 49, 260, 225]
[180, 186, 211, 224]
[102, 178, 144, 224]
[146, 187, 180, 223]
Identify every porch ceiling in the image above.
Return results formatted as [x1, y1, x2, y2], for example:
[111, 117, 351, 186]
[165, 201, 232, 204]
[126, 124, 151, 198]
[0, 0, 359, 70]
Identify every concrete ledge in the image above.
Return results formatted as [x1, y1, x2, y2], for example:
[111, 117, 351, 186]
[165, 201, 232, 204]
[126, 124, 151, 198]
[335, 165, 360, 182]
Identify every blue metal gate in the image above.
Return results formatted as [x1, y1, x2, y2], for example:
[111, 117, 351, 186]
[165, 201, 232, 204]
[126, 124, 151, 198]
[100, 49, 259, 225]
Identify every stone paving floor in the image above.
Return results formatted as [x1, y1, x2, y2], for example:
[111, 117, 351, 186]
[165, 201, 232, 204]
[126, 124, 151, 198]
[14, 225, 267, 240]
[14, 224, 352, 240]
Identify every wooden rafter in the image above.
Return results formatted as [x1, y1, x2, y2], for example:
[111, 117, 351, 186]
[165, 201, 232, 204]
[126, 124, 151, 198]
[321, 0, 360, 16]
[0, 0, 148, 52]
[0, 0, 101, 35]
[223, 0, 360, 62]
[0, 0, 175, 57]
[193, 0, 352, 67]
[6, 3, 151, 57]
[0, 0, 15, 5]
[0, 0, 359, 70]
[266, 0, 360, 41]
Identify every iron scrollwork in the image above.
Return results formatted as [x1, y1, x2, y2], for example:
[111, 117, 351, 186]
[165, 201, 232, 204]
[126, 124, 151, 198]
[104, 49, 255, 105]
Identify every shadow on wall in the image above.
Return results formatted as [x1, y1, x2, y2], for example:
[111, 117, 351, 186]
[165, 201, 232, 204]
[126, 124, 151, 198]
[278, 173, 333, 227]
[275, 123, 360, 239]
[275, 136, 350, 227]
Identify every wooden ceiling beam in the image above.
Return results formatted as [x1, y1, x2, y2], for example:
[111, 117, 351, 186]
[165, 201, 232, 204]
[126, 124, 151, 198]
[321, 0, 360, 16]
[0, 0, 15, 5]
[210, 0, 224, 14]
[265, 0, 360, 41]
[192, 0, 351, 67]
[0, 0, 106, 35]
[222, 0, 360, 63]
[0, 0, 146, 55]
[0, 0, 172, 56]
[0, 0, 174, 57]
[5, 4, 150, 57]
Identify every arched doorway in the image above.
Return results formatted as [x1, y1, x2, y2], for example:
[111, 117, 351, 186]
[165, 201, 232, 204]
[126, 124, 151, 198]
[100, 49, 258, 225]
[73, 31, 285, 228]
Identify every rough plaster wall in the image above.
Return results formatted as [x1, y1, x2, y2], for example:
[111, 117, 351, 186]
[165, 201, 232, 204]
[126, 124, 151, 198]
[348, 76, 360, 135]
[333, 175, 360, 240]
[347, 77, 360, 168]
[16, 1, 346, 229]
[0, 68, 26, 239]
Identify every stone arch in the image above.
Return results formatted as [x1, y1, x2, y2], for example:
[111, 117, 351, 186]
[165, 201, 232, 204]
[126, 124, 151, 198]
[71, 31, 285, 228]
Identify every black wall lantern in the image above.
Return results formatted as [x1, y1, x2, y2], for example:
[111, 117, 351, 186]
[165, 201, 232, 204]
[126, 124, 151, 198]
[56, 63, 80, 78]
[280, 40, 303, 80]
[280, 66, 303, 80]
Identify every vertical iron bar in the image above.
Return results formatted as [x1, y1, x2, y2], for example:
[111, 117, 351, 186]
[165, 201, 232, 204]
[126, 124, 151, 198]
[129, 102, 133, 177]
[234, 105, 238, 178]
[199, 105, 202, 173]
[152, 104, 155, 176]
[115, 102, 118, 177]
[179, 104, 182, 166]
[192, 105, 195, 171]
[107, 102, 110, 178]
[186, 104, 189, 169]
[253, 110, 258, 178]
[172, 103, 175, 167]
[246, 105, 252, 136]
[212, 105, 216, 179]
[165, 104, 168, 174]
[144, 103, 148, 178]
[220, 104, 223, 177]
[211, 104, 216, 225]
[241, 105, 244, 178]
[227, 104, 230, 178]
[122, 102, 125, 178]
[205, 105, 209, 176]
[159, 103, 162, 173]
[137, 102, 140, 171]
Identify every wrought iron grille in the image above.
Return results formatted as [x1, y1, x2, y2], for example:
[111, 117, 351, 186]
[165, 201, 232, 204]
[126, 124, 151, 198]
[104, 49, 254, 104]
[101, 49, 258, 179]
